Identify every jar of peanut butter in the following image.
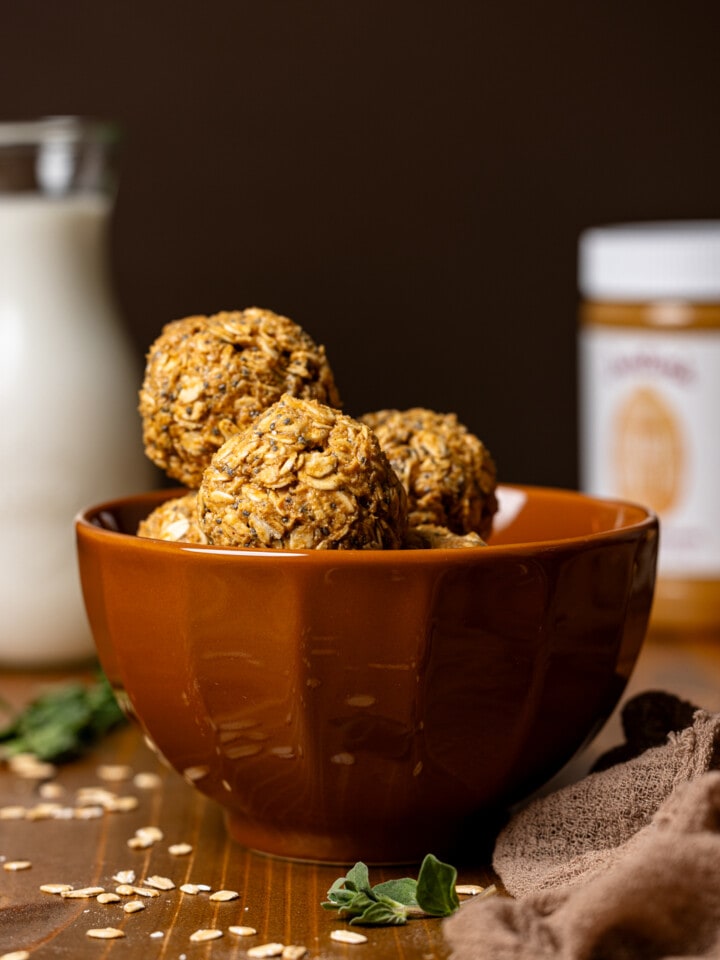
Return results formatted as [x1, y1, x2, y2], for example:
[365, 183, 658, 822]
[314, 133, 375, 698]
[578, 221, 720, 634]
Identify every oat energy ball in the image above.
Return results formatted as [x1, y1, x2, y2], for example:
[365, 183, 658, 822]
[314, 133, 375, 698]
[137, 493, 207, 544]
[198, 396, 408, 550]
[360, 407, 498, 539]
[139, 308, 341, 488]
[405, 524, 486, 550]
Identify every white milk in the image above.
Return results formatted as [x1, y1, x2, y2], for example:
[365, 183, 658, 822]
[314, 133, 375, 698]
[0, 194, 155, 666]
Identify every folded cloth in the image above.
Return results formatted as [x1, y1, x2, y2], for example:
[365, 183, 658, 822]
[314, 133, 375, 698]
[443, 694, 720, 960]
[444, 772, 720, 959]
[494, 704, 720, 896]
[591, 690, 699, 773]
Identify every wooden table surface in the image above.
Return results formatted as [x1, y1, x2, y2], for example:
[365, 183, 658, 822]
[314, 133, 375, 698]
[2, 626, 719, 960]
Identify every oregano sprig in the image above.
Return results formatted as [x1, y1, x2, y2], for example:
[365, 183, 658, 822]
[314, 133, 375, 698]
[0, 672, 126, 763]
[322, 854, 461, 927]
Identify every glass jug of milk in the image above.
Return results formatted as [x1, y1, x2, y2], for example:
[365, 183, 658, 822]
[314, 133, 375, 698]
[0, 117, 156, 666]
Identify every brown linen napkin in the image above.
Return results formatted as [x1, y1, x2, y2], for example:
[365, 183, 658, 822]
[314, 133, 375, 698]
[494, 703, 720, 896]
[444, 772, 720, 959]
[591, 690, 699, 773]
[443, 695, 720, 960]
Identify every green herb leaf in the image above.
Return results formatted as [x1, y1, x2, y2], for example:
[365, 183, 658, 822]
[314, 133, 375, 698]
[415, 854, 460, 917]
[343, 861, 373, 896]
[0, 672, 126, 763]
[322, 878, 358, 910]
[348, 895, 409, 927]
[371, 877, 419, 906]
[322, 856, 460, 928]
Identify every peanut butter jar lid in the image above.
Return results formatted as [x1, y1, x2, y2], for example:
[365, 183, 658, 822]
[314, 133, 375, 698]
[579, 221, 720, 302]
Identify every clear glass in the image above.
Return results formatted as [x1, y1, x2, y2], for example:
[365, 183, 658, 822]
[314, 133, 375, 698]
[0, 116, 156, 667]
[0, 116, 120, 195]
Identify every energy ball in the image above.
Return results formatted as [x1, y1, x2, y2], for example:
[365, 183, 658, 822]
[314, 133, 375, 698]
[139, 308, 341, 488]
[137, 493, 207, 544]
[198, 395, 408, 550]
[405, 524, 486, 550]
[360, 407, 498, 539]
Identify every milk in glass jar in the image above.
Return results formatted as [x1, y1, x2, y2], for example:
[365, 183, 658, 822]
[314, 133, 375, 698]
[0, 117, 155, 666]
[578, 222, 720, 633]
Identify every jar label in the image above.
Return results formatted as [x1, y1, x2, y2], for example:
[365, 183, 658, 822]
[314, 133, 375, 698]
[579, 325, 720, 578]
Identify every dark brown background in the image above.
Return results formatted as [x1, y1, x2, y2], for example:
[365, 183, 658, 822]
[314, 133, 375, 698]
[2, 1, 719, 488]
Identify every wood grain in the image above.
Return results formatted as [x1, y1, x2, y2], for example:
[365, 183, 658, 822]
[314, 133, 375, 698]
[2, 627, 719, 958]
[0, 672, 493, 959]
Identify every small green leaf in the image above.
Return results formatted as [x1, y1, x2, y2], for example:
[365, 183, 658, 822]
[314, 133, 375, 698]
[344, 861, 372, 895]
[371, 877, 418, 907]
[349, 896, 408, 927]
[322, 861, 374, 913]
[336, 891, 377, 920]
[415, 854, 460, 917]
[322, 880, 359, 911]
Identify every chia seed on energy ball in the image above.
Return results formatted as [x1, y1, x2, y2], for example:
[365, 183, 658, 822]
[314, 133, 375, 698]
[197, 396, 408, 550]
[138, 308, 341, 488]
[359, 407, 498, 539]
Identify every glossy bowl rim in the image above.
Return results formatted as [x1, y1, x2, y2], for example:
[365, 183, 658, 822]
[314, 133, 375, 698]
[75, 483, 658, 563]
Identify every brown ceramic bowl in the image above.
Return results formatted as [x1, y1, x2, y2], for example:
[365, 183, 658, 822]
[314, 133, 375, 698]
[76, 485, 658, 864]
